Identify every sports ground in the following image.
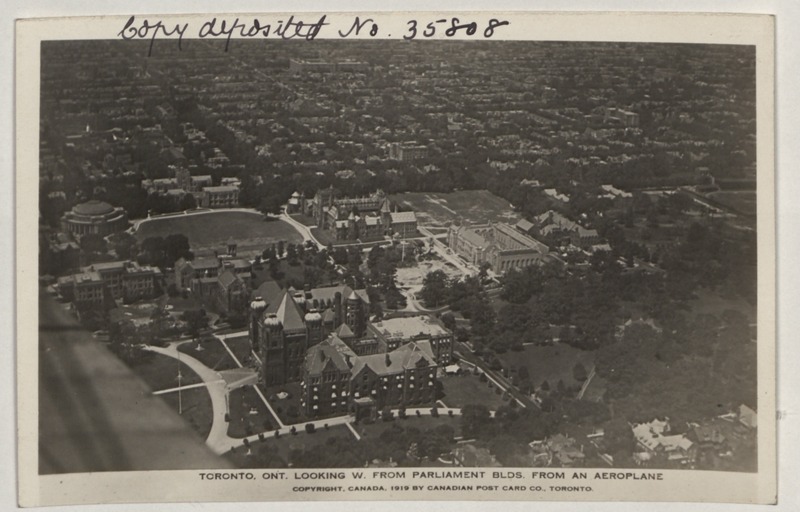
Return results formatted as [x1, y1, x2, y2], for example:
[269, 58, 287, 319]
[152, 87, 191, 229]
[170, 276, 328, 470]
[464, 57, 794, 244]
[135, 211, 303, 256]
[390, 190, 521, 227]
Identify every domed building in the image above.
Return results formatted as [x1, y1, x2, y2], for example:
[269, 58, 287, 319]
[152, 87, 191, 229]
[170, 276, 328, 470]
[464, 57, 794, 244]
[60, 200, 128, 238]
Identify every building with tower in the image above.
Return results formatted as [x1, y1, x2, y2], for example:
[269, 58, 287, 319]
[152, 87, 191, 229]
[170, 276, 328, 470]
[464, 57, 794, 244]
[302, 187, 418, 242]
[248, 280, 450, 418]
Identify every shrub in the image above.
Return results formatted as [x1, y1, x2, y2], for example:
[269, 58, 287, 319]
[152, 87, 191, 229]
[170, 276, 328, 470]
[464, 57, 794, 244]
[448, 410, 454, 417]
[431, 407, 439, 418]
[305, 423, 316, 434]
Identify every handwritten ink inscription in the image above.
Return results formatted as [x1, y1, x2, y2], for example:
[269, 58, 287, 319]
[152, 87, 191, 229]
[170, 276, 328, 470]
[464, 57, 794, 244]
[117, 14, 510, 54]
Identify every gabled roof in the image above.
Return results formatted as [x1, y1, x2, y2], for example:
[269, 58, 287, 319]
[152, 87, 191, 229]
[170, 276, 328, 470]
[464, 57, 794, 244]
[252, 280, 282, 304]
[264, 290, 306, 331]
[321, 308, 336, 323]
[305, 335, 356, 376]
[351, 341, 435, 377]
[193, 257, 219, 270]
[217, 269, 242, 288]
[335, 323, 354, 338]
[390, 211, 416, 223]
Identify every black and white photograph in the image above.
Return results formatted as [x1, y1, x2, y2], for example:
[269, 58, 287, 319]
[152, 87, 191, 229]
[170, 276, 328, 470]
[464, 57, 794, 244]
[14, 10, 781, 508]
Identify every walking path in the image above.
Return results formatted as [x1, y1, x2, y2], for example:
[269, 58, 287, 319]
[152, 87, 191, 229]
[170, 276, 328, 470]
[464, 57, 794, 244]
[152, 382, 213, 395]
[143, 342, 237, 455]
[144, 334, 490, 456]
[280, 212, 325, 250]
[215, 331, 286, 429]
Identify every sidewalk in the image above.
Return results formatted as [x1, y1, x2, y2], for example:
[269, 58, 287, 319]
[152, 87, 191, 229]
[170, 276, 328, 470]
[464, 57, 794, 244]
[143, 342, 238, 455]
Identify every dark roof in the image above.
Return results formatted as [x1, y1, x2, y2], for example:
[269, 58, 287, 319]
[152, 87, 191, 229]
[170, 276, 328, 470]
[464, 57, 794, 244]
[252, 280, 282, 304]
[264, 290, 306, 331]
[351, 341, 435, 377]
[217, 269, 241, 288]
[334, 323, 354, 338]
[304, 335, 356, 377]
[73, 200, 115, 216]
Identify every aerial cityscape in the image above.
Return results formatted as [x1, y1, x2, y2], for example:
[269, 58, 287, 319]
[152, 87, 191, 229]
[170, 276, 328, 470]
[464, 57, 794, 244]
[38, 39, 758, 473]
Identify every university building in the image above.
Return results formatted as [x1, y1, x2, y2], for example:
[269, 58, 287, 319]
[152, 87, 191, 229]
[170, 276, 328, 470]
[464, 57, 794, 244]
[301, 187, 418, 242]
[248, 283, 450, 418]
[60, 200, 128, 239]
[447, 222, 550, 273]
[56, 260, 162, 307]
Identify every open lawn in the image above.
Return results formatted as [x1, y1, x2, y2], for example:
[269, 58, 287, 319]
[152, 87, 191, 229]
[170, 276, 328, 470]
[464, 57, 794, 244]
[396, 257, 463, 290]
[265, 382, 308, 425]
[227, 385, 276, 438]
[129, 351, 203, 391]
[136, 211, 303, 255]
[222, 335, 254, 364]
[496, 344, 596, 393]
[439, 373, 508, 410]
[390, 190, 520, 227]
[160, 387, 213, 440]
[708, 191, 757, 216]
[357, 414, 462, 440]
[688, 287, 756, 323]
[178, 339, 239, 371]
[224, 424, 354, 467]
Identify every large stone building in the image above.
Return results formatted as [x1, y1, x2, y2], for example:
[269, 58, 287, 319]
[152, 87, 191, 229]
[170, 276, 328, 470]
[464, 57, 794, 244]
[141, 167, 240, 209]
[302, 188, 418, 242]
[302, 336, 437, 419]
[529, 211, 600, 249]
[388, 142, 430, 162]
[447, 222, 550, 273]
[60, 200, 128, 239]
[367, 315, 453, 365]
[56, 260, 162, 307]
[248, 282, 450, 418]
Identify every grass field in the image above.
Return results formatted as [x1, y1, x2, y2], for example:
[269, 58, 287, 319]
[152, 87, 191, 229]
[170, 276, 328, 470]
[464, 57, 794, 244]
[688, 287, 756, 323]
[357, 414, 462, 440]
[160, 387, 213, 440]
[390, 190, 520, 227]
[224, 424, 354, 466]
[136, 211, 303, 254]
[131, 352, 203, 391]
[439, 374, 508, 410]
[496, 344, 596, 393]
[708, 191, 757, 216]
[227, 385, 276, 438]
[178, 339, 239, 372]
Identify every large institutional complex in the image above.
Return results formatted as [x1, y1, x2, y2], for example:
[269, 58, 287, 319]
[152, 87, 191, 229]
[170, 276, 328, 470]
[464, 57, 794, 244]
[292, 188, 418, 242]
[248, 284, 452, 418]
[141, 167, 240, 209]
[447, 222, 550, 273]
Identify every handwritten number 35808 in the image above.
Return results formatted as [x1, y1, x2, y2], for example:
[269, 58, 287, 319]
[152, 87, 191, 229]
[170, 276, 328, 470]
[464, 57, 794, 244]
[403, 18, 509, 40]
